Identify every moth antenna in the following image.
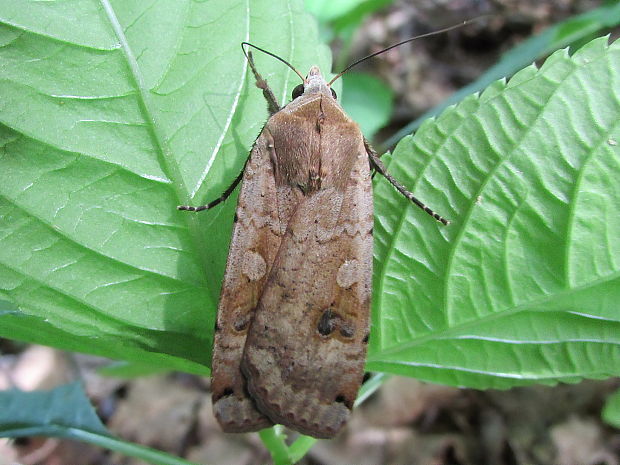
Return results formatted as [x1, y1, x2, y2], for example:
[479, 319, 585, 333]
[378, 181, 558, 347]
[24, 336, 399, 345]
[241, 42, 306, 82]
[328, 16, 488, 86]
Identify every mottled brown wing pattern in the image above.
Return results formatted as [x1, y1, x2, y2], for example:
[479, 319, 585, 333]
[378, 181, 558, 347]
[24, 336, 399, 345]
[198, 58, 446, 439]
[211, 128, 285, 432]
[240, 94, 373, 438]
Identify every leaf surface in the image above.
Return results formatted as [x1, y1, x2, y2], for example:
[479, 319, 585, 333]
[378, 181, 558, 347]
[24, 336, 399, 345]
[0, 0, 332, 373]
[370, 37, 620, 387]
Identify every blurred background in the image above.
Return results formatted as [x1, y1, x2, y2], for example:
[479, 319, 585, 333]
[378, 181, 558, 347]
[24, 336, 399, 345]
[1, 1, 619, 464]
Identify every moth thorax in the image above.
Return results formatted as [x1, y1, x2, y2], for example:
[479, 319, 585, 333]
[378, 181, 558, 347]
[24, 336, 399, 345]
[304, 66, 331, 96]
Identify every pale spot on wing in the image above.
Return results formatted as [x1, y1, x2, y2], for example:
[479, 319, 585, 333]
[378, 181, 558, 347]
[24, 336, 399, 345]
[242, 251, 267, 281]
[336, 259, 360, 288]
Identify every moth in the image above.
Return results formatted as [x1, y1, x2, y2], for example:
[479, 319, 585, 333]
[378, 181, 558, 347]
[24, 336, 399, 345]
[179, 38, 450, 438]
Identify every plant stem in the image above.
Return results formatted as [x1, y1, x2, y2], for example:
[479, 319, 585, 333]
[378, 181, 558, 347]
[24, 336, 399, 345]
[259, 426, 292, 465]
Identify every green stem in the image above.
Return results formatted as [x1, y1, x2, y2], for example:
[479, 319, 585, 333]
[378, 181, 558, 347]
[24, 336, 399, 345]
[259, 426, 292, 465]
[288, 435, 317, 463]
[355, 372, 389, 407]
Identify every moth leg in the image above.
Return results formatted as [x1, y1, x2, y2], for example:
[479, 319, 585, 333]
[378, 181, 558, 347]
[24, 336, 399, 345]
[365, 139, 450, 225]
[246, 51, 281, 115]
[178, 50, 281, 213]
[177, 166, 245, 212]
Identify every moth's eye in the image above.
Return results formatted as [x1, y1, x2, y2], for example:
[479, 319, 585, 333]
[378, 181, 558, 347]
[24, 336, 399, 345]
[291, 84, 304, 99]
[330, 88, 337, 99]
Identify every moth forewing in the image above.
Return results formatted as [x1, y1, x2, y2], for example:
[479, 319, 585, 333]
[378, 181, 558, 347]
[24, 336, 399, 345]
[209, 65, 371, 436]
[239, 68, 373, 438]
[180, 48, 448, 439]
[210, 129, 280, 432]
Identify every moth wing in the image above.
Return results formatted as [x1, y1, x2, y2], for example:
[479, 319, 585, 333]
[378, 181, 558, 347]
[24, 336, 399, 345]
[211, 128, 282, 432]
[241, 140, 373, 438]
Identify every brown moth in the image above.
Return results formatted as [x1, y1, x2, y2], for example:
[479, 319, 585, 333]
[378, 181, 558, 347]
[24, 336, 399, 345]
[179, 40, 450, 438]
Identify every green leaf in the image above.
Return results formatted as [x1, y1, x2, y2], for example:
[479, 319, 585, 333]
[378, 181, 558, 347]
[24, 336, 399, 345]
[258, 427, 293, 465]
[304, 0, 363, 22]
[370, 37, 620, 388]
[304, 0, 391, 25]
[0, 0, 331, 373]
[304, 0, 393, 61]
[0, 382, 108, 436]
[330, 0, 393, 37]
[341, 72, 394, 139]
[0, 383, 200, 465]
[602, 388, 620, 429]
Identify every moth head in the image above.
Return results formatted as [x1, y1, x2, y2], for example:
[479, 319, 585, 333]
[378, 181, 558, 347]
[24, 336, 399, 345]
[291, 66, 337, 101]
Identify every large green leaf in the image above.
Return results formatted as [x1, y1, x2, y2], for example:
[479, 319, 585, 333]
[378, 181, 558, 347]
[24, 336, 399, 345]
[369, 37, 620, 388]
[0, 0, 332, 374]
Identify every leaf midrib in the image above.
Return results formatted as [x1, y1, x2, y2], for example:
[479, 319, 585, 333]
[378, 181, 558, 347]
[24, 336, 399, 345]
[100, 0, 217, 294]
[99, 1, 181, 192]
